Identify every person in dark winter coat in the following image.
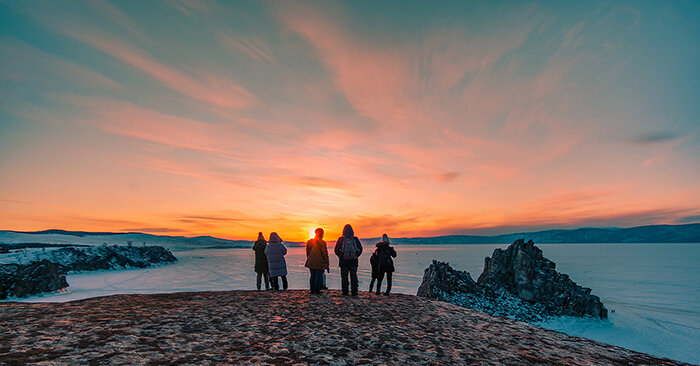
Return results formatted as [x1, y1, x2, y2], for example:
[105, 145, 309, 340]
[334, 224, 363, 296]
[252, 232, 270, 290]
[306, 228, 329, 294]
[374, 233, 397, 295]
[369, 251, 378, 292]
[265, 232, 288, 290]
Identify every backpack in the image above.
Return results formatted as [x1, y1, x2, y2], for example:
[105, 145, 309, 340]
[378, 247, 393, 269]
[341, 237, 358, 260]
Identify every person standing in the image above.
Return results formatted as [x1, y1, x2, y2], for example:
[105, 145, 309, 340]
[334, 224, 363, 296]
[369, 250, 378, 292]
[252, 232, 270, 290]
[374, 233, 397, 295]
[305, 228, 329, 294]
[265, 232, 288, 290]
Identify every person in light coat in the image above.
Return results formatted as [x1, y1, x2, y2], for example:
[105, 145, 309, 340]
[265, 232, 288, 290]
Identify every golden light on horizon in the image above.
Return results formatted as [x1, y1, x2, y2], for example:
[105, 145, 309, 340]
[308, 227, 316, 240]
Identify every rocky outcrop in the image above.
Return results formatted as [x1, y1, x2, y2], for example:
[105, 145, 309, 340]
[0, 291, 686, 365]
[0, 260, 68, 299]
[0, 245, 177, 299]
[417, 239, 607, 321]
[417, 260, 550, 322]
[477, 239, 607, 318]
[46, 245, 177, 272]
[416, 260, 478, 298]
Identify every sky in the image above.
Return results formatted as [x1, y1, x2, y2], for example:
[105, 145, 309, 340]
[1, 0, 699, 242]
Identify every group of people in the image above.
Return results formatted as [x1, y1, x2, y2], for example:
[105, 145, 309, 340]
[252, 224, 397, 296]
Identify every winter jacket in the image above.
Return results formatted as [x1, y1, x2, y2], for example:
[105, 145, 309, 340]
[334, 224, 363, 269]
[305, 238, 329, 270]
[252, 239, 268, 273]
[265, 241, 288, 277]
[374, 241, 397, 273]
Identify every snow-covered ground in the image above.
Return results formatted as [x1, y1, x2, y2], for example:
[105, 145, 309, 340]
[2, 243, 698, 363]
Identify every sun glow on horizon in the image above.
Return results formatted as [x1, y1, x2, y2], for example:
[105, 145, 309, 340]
[0, 1, 698, 241]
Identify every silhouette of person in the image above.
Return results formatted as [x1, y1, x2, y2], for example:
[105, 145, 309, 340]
[374, 233, 397, 295]
[252, 232, 270, 290]
[306, 228, 329, 294]
[334, 224, 363, 296]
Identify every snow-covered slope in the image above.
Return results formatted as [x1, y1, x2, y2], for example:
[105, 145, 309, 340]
[0, 230, 251, 250]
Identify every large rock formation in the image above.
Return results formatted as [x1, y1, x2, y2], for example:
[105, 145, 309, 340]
[477, 239, 607, 318]
[417, 239, 607, 321]
[0, 260, 68, 299]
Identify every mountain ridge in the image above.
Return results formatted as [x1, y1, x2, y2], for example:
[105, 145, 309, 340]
[1, 223, 698, 247]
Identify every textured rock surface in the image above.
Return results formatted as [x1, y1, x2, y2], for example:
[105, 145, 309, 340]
[416, 259, 478, 298]
[0, 246, 177, 299]
[0, 290, 687, 365]
[0, 260, 68, 299]
[417, 260, 549, 322]
[46, 245, 177, 272]
[477, 239, 607, 318]
[418, 239, 607, 321]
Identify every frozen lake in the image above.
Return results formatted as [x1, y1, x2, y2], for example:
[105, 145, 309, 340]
[5, 243, 700, 363]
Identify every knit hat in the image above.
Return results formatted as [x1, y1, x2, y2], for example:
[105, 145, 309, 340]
[382, 233, 390, 243]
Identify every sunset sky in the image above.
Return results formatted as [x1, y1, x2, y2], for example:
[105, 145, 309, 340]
[1, 1, 699, 242]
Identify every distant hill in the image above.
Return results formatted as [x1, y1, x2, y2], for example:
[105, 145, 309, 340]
[0, 230, 254, 250]
[362, 223, 700, 245]
[1, 223, 698, 249]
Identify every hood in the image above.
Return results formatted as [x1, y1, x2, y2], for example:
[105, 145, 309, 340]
[269, 232, 283, 243]
[342, 224, 354, 238]
[376, 241, 389, 247]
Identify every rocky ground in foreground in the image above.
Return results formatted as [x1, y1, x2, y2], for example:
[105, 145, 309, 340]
[0, 290, 690, 365]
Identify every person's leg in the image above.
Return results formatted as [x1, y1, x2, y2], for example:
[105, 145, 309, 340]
[385, 272, 393, 295]
[369, 274, 376, 292]
[340, 266, 349, 295]
[314, 270, 323, 293]
[263, 272, 270, 290]
[281, 276, 288, 290]
[309, 269, 315, 293]
[376, 271, 384, 295]
[271, 276, 279, 290]
[350, 267, 359, 296]
[322, 272, 327, 290]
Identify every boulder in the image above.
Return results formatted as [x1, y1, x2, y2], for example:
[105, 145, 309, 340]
[0, 260, 68, 299]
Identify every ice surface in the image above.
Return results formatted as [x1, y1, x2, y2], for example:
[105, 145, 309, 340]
[2, 243, 698, 363]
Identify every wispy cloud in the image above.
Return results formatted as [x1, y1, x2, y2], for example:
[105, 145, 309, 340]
[0, 37, 120, 91]
[62, 29, 258, 110]
[220, 34, 275, 63]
